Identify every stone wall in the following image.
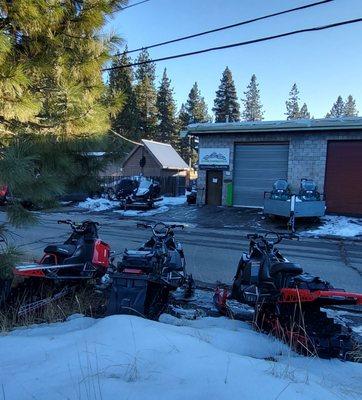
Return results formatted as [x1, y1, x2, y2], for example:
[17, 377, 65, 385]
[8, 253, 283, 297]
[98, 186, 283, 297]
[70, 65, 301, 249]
[197, 130, 362, 205]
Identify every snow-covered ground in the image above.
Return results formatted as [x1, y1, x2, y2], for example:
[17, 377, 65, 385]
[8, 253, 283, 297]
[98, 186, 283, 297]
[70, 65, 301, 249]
[301, 216, 362, 238]
[1, 314, 361, 400]
[78, 197, 119, 212]
[78, 196, 186, 215]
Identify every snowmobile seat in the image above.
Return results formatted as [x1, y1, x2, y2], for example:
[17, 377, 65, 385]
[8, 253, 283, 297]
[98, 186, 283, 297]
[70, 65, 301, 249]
[44, 244, 76, 257]
[270, 262, 303, 276]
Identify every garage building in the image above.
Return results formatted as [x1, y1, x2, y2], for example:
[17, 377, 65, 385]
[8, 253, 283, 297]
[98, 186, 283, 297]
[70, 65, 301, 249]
[186, 118, 362, 215]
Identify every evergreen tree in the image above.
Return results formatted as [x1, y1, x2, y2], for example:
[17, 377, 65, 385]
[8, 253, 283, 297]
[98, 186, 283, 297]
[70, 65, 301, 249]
[285, 83, 300, 120]
[326, 96, 345, 118]
[156, 69, 178, 147]
[0, 0, 127, 279]
[135, 76, 158, 140]
[135, 49, 156, 82]
[134, 49, 157, 139]
[344, 95, 358, 117]
[299, 103, 311, 119]
[109, 48, 139, 140]
[241, 74, 264, 121]
[0, 0, 125, 138]
[186, 82, 210, 123]
[213, 67, 240, 122]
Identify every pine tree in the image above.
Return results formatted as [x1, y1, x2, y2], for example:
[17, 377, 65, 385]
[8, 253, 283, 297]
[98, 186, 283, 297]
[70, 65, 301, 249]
[135, 76, 158, 140]
[0, 1, 127, 279]
[299, 103, 311, 119]
[186, 82, 210, 123]
[285, 84, 300, 120]
[156, 69, 178, 148]
[242, 74, 264, 121]
[344, 95, 358, 117]
[109, 48, 139, 140]
[326, 96, 345, 118]
[134, 49, 157, 139]
[213, 67, 240, 122]
[0, 1, 125, 138]
[135, 49, 156, 82]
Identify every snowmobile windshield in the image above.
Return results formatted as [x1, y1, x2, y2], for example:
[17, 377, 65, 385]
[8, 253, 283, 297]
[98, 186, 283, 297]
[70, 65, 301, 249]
[301, 180, 316, 191]
[273, 180, 288, 191]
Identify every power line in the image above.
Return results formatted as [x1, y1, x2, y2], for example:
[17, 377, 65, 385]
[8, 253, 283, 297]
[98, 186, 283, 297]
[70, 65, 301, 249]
[123, 0, 333, 54]
[121, 0, 151, 10]
[103, 18, 362, 71]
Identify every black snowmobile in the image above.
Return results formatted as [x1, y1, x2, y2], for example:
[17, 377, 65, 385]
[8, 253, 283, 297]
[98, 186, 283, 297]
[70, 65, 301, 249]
[105, 222, 194, 319]
[298, 178, 321, 201]
[215, 232, 362, 359]
[270, 179, 291, 201]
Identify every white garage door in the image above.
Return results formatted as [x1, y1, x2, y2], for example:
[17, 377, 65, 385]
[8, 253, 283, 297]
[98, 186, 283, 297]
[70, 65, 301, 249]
[233, 143, 289, 207]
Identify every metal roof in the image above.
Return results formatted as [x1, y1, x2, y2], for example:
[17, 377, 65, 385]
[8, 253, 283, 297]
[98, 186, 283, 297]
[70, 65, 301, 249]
[142, 139, 189, 170]
[187, 117, 362, 135]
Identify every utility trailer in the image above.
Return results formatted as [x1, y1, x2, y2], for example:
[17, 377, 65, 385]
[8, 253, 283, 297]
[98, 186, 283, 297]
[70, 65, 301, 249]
[263, 179, 326, 231]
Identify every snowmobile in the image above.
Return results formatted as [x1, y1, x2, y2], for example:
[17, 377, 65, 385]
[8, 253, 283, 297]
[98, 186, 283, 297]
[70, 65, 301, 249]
[106, 178, 138, 201]
[127, 176, 162, 209]
[298, 179, 321, 201]
[270, 179, 291, 201]
[12, 220, 111, 316]
[15, 220, 110, 280]
[186, 184, 197, 205]
[214, 232, 362, 359]
[105, 222, 194, 319]
[0, 185, 8, 205]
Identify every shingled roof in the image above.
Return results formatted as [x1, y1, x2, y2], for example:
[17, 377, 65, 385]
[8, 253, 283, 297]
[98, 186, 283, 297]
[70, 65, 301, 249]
[123, 139, 189, 170]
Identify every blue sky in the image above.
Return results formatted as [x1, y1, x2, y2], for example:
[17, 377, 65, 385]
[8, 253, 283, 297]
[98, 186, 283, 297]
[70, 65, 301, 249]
[107, 0, 362, 120]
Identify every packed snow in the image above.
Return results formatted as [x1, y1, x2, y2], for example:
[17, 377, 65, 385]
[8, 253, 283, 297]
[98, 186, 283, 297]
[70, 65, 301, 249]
[78, 196, 186, 215]
[1, 314, 361, 400]
[302, 216, 362, 238]
[78, 197, 119, 212]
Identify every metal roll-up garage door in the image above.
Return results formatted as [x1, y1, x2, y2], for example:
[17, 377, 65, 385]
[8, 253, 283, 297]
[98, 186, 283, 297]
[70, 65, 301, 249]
[325, 141, 362, 215]
[233, 143, 289, 207]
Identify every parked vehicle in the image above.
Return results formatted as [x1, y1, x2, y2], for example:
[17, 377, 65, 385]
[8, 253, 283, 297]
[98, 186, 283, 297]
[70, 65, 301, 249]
[0, 185, 8, 205]
[106, 178, 138, 201]
[12, 220, 111, 316]
[298, 178, 321, 201]
[269, 179, 291, 201]
[107, 176, 162, 209]
[186, 184, 197, 205]
[264, 179, 325, 231]
[214, 232, 362, 359]
[105, 222, 194, 319]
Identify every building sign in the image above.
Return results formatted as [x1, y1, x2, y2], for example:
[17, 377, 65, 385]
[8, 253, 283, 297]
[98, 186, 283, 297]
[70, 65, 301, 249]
[199, 148, 230, 170]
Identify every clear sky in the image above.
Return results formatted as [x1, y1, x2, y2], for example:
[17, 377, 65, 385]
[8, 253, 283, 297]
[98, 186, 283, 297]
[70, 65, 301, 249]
[106, 0, 362, 120]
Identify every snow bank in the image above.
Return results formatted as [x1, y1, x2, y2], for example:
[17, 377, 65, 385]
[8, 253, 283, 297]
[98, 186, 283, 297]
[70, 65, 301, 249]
[78, 197, 119, 212]
[1, 314, 361, 400]
[302, 216, 362, 238]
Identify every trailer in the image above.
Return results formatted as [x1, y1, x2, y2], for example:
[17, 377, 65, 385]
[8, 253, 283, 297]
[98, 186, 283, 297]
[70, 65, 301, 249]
[264, 179, 326, 231]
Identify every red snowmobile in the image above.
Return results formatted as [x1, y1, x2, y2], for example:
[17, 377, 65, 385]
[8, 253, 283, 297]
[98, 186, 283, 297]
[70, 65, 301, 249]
[15, 220, 110, 279]
[13, 220, 111, 316]
[214, 232, 362, 359]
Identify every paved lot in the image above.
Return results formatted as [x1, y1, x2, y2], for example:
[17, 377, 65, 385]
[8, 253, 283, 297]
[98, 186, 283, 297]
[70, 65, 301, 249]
[2, 209, 361, 293]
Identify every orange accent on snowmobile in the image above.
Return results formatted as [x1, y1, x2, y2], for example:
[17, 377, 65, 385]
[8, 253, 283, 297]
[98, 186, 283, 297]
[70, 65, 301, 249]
[15, 268, 46, 278]
[280, 288, 362, 305]
[123, 268, 144, 274]
[92, 240, 110, 268]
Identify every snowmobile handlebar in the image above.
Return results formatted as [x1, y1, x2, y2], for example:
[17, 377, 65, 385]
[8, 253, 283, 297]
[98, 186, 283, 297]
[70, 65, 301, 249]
[247, 232, 299, 246]
[137, 222, 184, 237]
[57, 220, 99, 232]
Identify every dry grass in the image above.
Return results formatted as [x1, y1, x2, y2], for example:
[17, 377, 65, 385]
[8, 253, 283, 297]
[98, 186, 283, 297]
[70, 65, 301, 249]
[0, 284, 106, 332]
